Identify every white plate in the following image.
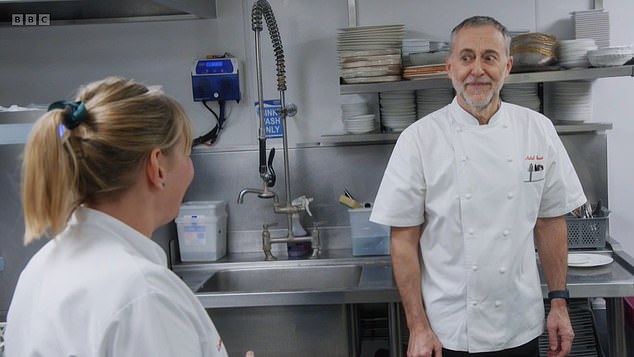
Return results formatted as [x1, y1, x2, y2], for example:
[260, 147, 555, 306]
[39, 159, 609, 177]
[343, 75, 401, 84]
[567, 253, 613, 267]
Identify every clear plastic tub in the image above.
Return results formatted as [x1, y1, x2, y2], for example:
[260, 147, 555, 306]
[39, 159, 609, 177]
[176, 201, 227, 262]
[348, 208, 390, 256]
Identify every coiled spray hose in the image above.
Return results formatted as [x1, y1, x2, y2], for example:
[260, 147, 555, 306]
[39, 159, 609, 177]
[251, 0, 286, 91]
[251, 0, 287, 189]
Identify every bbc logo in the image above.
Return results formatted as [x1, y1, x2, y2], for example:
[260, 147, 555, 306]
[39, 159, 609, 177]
[12, 14, 50, 26]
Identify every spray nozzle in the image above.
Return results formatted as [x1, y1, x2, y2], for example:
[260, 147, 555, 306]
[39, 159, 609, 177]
[292, 195, 313, 216]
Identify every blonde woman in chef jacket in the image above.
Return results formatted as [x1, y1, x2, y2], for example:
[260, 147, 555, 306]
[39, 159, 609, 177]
[371, 16, 584, 357]
[5, 77, 254, 357]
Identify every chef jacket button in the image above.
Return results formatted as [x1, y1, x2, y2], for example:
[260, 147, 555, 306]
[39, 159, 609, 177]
[507, 157, 513, 162]
[503, 229, 510, 236]
[461, 156, 468, 162]
[495, 300, 502, 307]
[507, 192, 514, 199]
[465, 193, 472, 199]
[468, 228, 475, 235]
[472, 265, 478, 271]
[499, 267, 507, 274]
[471, 300, 478, 306]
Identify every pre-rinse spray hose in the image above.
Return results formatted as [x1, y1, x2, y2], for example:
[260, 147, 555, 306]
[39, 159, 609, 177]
[251, 0, 287, 188]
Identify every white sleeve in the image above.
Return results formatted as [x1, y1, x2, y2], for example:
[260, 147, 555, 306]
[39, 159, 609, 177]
[370, 129, 427, 227]
[538, 123, 587, 217]
[99, 292, 227, 357]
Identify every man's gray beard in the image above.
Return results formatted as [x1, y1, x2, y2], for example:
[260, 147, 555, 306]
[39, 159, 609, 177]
[460, 87, 501, 112]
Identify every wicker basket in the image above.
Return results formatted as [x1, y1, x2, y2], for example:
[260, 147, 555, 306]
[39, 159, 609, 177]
[567, 213, 608, 249]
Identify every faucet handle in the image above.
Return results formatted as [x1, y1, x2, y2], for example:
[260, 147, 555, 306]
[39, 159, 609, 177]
[263, 222, 278, 230]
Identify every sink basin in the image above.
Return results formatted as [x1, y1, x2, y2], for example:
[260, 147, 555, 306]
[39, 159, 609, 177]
[197, 264, 362, 293]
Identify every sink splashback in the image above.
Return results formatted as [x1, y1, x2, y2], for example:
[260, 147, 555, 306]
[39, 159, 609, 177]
[172, 144, 393, 256]
[153, 132, 608, 260]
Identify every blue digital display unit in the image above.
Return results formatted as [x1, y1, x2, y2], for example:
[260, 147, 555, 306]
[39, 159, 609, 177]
[191, 58, 240, 102]
[195, 58, 235, 74]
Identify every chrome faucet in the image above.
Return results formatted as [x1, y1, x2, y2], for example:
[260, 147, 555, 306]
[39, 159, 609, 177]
[237, 187, 279, 204]
[237, 0, 320, 261]
[237, 188, 321, 261]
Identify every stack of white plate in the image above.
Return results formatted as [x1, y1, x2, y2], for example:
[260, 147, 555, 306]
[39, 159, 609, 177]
[557, 39, 597, 68]
[341, 103, 376, 134]
[573, 9, 610, 48]
[416, 88, 453, 117]
[408, 51, 448, 66]
[338, 25, 405, 84]
[501, 83, 541, 112]
[429, 41, 450, 52]
[379, 91, 417, 132]
[339, 49, 402, 83]
[548, 80, 592, 123]
[401, 38, 430, 66]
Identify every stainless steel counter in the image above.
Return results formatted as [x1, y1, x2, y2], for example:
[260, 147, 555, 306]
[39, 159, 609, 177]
[173, 247, 634, 308]
[173, 243, 634, 356]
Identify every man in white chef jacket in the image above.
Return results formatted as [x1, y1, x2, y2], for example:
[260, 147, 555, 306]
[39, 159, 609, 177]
[370, 16, 585, 357]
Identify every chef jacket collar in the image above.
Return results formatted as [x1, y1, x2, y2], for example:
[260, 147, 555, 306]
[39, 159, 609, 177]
[449, 97, 506, 128]
[66, 206, 168, 266]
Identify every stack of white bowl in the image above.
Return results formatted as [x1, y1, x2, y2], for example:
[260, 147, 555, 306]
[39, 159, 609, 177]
[379, 91, 417, 132]
[587, 45, 634, 67]
[547, 80, 592, 123]
[501, 83, 541, 112]
[416, 88, 453, 117]
[341, 103, 376, 134]
[557, 39, 597, 68]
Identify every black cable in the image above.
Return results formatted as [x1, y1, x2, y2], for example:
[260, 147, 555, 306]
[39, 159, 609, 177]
[192, 100, 226, 147]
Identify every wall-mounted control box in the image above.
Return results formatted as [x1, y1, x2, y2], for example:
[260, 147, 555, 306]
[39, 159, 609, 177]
[191, 58, 241, 102]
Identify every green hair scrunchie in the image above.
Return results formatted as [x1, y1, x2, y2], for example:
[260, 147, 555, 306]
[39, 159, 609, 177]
[48, 100, 89, 130]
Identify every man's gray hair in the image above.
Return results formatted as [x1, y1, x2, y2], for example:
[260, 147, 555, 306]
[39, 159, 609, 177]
[450, 16, 511, 55]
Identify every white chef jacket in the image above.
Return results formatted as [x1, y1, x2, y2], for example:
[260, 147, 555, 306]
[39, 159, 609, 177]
[370, 98, 586, 353]
[5, 207, 228, 357]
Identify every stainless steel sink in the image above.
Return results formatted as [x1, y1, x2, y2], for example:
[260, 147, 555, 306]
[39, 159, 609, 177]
[197, 264, 362, 293]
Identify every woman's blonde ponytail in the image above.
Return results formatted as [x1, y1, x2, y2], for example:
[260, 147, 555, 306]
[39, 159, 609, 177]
[22, 111, 79, 243]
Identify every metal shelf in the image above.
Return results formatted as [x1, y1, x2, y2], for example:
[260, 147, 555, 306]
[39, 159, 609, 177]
[320, 123, 613, 146]
[340, 65, 634, 94]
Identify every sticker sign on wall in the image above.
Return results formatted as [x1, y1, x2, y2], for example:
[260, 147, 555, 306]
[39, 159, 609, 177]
[254, 100, 283, 138]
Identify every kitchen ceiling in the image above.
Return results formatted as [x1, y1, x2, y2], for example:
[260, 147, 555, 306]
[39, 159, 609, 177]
[0, 0, 216, 24]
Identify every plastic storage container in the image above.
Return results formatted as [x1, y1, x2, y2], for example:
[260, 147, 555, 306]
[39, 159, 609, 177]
[176, 201, 227, 262]
[348, 208, 390, 256]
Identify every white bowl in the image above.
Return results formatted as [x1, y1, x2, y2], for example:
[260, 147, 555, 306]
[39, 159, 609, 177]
[588, 52, 632, 67]
[587, 46, 634, 67]
[344, 113, 375, 122]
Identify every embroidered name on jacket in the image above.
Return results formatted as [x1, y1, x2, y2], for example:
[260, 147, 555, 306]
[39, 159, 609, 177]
[524, 155, 545, 182]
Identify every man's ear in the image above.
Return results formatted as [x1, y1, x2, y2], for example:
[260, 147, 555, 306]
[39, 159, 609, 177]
[145, 148, 165, 189]
[505, 55, 514, 78]
[445, 55, 453, 80]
